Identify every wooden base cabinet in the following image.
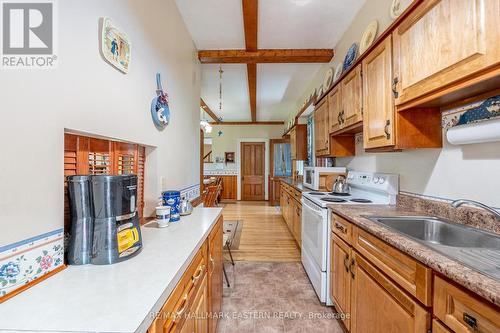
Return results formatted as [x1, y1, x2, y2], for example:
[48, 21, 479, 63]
[330, 233, 352, 330]
[148, 216, 223, 333]
[208, 218, 223, 333]
[350, 253, 430, 333]
[280, 181, 302, 248]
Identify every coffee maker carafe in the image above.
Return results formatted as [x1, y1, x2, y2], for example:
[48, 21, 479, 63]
[90, 175, 142, 265]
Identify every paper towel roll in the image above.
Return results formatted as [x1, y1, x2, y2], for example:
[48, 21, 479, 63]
[447, 117, 500, 145]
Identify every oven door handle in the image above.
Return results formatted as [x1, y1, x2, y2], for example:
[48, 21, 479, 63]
[301, 198, 324, 217]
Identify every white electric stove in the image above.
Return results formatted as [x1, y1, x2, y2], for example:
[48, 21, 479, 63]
[301, 171, 399, 305]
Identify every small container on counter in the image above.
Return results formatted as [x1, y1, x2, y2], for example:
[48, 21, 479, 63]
[155, 206, 171, 228]
[162, 190, 181, 222]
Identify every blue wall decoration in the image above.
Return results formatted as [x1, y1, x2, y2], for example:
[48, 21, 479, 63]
[151, 73, 170, 130]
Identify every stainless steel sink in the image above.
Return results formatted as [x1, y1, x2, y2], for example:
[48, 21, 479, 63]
[366, 216, 500, 280]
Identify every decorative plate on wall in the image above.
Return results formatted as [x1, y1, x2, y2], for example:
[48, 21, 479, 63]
[390, 0, 411, 19]
[323, 67, 334, 91]
[100, 17, 131, 74]
[333, 63, 343, 82]
[343, 43, 358, 72]
[359, 20, 378, 54]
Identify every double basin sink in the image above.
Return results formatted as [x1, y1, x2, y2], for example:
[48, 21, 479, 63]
[366, 216, 500, 281]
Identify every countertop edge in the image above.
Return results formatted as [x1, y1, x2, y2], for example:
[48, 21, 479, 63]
[136, 209, 223, 333]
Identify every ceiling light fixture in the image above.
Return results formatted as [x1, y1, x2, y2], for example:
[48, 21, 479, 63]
[218, 64, 223, 114]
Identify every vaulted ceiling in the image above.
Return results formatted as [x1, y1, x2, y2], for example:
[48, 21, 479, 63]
[175, 0, 366, 122]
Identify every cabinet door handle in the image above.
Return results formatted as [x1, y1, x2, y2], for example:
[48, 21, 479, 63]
[209, 254, 215, 273]
[392, 77, 399, 98]
[334, 222, 347, 234]
[340, 110, 345, 124]
[337, 112, 342, 125]
[463, 313, 478, 330]
[343, 254, 350, 273]
[349, 258, 356, 279]
[384, 120, 391, 140]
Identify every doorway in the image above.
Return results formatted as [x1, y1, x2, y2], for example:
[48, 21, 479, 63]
[240, 142, 265, 201]
[269, 138, 291, 205]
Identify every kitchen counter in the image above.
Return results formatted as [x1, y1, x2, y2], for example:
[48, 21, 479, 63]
[328, 204, 500, 306]
[0, 207, 223, 333]
[280, 178, 306, 192]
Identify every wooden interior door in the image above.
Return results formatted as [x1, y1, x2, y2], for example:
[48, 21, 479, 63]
[363, 36, 396, 149]
[241, 142, 265, 201]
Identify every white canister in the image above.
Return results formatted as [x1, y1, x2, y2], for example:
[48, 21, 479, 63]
[156, 206, 171, 228]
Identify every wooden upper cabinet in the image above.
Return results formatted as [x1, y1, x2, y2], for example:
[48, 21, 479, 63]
[363, 36, 396, 149]
[290, 124, 307, 160]
[393, 0, 500, 107]
[328, 85, 342, 133]
[314, 98, 330, 156]
[340, 65, 362, 128]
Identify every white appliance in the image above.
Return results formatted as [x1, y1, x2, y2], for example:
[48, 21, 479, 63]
[303, 167, 347, 190]
[301, 171, 399, 305]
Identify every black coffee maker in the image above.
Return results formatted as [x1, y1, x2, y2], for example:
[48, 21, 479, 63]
[90, 175, 143, 265]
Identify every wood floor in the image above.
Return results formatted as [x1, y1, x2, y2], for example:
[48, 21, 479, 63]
[222, 201, 300, 262]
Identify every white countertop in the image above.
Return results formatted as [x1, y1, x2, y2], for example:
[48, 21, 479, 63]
[0, 207, 223, 333]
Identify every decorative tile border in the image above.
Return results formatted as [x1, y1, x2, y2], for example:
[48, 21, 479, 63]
[0, 229, 64, 298]
[442, 95, 500, 129]
[180, 184, 200, 201]
[204, 170, 238, 176]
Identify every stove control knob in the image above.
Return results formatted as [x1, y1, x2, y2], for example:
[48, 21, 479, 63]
[373, 177, 380, 184]
[379, 177, 386, 184]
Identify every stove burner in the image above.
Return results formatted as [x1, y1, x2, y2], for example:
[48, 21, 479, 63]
[308, 192, 326, 196]
[329, 192, 351, 197]
[321, 198, 347, 203]
[350, 198, 373, 203]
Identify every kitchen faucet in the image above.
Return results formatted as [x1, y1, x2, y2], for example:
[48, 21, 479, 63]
[451, 199, 500, 220]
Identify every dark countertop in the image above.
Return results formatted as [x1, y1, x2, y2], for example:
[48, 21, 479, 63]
[328, 204, 500, 307]
[280, 178, 306, 192]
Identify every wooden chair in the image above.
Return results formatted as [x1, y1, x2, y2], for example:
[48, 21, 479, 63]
[203, 185, 218, 207]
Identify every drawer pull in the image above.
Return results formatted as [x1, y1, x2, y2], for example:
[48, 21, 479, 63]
[343, 254, 350, 273]
[334, 222, 347, 234]
[192, 265, 204, 281]
[463, 313, 478, 330]
[176, 294, 189, 317]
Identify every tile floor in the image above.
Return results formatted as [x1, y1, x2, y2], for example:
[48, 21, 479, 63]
[217, 261, 344, 333]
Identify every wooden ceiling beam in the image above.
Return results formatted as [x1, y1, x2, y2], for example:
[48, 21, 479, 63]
[242, 0, 258, 51]
[208, 121, 284, 125]
[242, 0, 258, 122]
[200, 98, 221, 123]
[247, 63, 257, 122]
[198, 49, 334, 64]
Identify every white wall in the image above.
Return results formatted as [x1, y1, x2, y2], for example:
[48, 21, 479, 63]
[0, 0, 201, 246]
[207, 124, 283, 172]
[292, 0, 500, 208]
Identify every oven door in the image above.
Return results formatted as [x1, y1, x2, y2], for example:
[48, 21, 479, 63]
[301, 197, 327, 271]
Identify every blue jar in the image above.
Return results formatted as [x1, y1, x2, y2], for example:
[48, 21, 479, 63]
[162, 191, 181, 222]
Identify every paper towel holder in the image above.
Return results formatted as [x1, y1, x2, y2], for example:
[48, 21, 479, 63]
[447, 117, 500, 145]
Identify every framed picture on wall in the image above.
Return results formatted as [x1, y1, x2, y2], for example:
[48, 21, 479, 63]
[225, 152, 235, 163]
